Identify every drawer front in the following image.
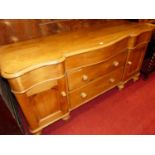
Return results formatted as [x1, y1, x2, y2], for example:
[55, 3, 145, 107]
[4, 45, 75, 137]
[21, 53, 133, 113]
[67, 51, 127, 91]
[65, 37, 129, 70]
[8, 62, 65, 93]
[69, 66, 124, 109]
[123, 43, 148, 81]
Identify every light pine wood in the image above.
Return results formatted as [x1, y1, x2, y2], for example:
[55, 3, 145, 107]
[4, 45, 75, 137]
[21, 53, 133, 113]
[15, 77, 69, 133]
[65, 36, 129, 70]
[35, 130, 42, 135]
[0, 22, 154, 78]
[0, 19, 131, 46]
[62, 114, 70, 121]
[0, 21, 154, 134]
[67, 51, 127, 91]
[117, 83, 125, 91]
[8, 62, 65, 93]
[122, 43, 148, 81]
[133, 73, 140, 82]
[69, 67, 124, 109]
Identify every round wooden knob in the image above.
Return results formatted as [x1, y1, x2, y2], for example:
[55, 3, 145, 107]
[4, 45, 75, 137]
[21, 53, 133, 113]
[10, 36, 19, 42]
[109, 78, 115, 83]
[127, 61, 132, 65]
[3, 20, 11, 26]
[113, 61, 119, 67]
[99, 42, 103, 45]
[61, 91, 67, 97]
[80, 92, 87, 98]
[82, 75, 88, 81]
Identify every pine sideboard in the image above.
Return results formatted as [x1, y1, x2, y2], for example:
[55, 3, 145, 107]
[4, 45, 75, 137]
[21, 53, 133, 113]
[0, 21, 154, 134]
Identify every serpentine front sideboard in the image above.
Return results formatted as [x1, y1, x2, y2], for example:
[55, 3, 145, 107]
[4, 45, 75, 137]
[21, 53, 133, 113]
[0, 21, 154, 134]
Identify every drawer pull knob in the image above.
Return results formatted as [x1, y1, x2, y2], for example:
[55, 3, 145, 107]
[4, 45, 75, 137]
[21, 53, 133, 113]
[82, 75, 88, 81]
[99, 42, 103, 45]
[61, 91, 67, 97]
[10, 36, 19, 42]
[3, 20, 11, 26]
[81, 92, 87, 98]
[109, 78, 115, 83]
[113, 61, 119, 67]
[127, 61, 132, 65]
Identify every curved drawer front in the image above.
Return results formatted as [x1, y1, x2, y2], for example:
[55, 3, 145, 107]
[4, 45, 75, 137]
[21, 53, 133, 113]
[8, 62, 65, 93]
[69, 66, 124, 109]
[67, 51, 127, 91]
[65, 37, 129, 70]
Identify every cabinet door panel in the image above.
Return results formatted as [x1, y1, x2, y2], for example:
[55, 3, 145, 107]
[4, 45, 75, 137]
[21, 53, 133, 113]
[15, 77, 68, 131]
[123, 44, 148, 81]
[30, 87, 61, 119]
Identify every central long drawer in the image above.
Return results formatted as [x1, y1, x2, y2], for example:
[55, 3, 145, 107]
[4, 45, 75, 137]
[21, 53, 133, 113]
[69, 66, 124, 110]
[65, 36, 129, 70]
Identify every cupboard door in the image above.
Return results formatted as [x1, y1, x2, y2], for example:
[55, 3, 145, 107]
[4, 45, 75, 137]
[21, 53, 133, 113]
[15, 77, 69, 132]
[123, 44, 148, 81]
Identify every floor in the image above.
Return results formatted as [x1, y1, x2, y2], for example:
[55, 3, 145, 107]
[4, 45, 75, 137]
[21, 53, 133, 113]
[42, 73, 155, 135]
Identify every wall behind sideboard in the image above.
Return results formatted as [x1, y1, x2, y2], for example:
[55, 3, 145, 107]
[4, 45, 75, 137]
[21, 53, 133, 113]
[0, 19, 131, 46]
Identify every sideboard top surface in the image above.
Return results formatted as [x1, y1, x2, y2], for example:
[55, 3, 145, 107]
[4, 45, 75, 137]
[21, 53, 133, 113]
[0, 21, 154, 78]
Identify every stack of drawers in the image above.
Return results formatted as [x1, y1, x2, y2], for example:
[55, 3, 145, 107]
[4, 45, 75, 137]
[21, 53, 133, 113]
[66, 37, 129, 109]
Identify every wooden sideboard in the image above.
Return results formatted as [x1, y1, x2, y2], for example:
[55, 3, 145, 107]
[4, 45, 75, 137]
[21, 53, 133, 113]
[0, 21, 154, 134]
